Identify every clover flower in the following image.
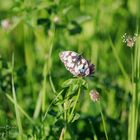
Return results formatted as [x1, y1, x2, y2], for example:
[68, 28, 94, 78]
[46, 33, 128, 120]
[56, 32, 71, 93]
[122, 33, 138, 48]
[1, 19, 11, 30]
[59, 51, 95, 77]
[90, 90, 100, 102]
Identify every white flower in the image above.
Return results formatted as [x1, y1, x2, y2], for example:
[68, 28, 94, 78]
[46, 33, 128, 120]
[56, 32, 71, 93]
[122, 33, 138, 48]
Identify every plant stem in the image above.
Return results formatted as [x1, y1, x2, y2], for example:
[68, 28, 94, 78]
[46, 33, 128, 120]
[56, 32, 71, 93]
[129, 33, 139, 140]
[42, 62, 47, 112]
[68, 85, 81, 122]
[129, 0, 140, 136]
[59, 127, 66, 140]
[88, 119, 98, 140]
[99, 102, 109, 140]
[49, 73, 56, 94]
[42, 90, 64, 121]
[33, 91, 42, 119]
[109, 37, 129, 81]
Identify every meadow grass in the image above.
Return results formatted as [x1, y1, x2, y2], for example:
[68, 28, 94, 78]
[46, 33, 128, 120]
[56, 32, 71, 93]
[0, 0, 140, 139]
[11, 54, 23, 139]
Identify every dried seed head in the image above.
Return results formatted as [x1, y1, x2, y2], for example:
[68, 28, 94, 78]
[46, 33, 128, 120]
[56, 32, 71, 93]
[90, 90, 100, 102]
[122, 33, 138, 48]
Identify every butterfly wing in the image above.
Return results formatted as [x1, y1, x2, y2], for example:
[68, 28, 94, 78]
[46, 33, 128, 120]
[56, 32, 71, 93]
[59, 51, 95, 77]
[59, 51, 79, 76]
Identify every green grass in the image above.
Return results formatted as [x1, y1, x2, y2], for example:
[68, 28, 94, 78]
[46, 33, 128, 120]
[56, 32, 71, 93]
[0, 0, 140, 139]
[11, 54, 23, 139]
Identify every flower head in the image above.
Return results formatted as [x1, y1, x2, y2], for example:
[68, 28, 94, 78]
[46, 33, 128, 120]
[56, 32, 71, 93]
[53, 16, 60, 23]
[90, 90, 100, 102]
[1, 19, 11, 30]
[59, 51, 95, 77]
[122, 33, 138, 48]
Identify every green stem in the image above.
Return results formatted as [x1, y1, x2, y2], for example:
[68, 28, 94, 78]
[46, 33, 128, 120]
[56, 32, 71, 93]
[135, 2, 140, 139]
[48, 25, 56, 73]
[128, 51, 134, 140]
[42, 62, 47, 112]
[49, 73, 56, 94]
[68, 85, 81, 122]
[64, 102, 67, 123]
[109, 37, 129, 81]
[130, 54, 137, 140]
[88, 119, 98, 140]
[99, 102, 109, 140]
[129, 30, 139, 140]
[59, 127, 66, 140]
[42, 90, 64, 121]
[33, 91, 42, 119]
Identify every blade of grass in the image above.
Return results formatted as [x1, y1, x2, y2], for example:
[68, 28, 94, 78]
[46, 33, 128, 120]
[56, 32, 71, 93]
[42, 62, 47, 112]
[42, 26, 56, 112]
[129, 0, 140, 139]
[59, 127, 65, 140]
[109, 36, 129, 81]
[33, 91, 42, 119]
[129, 43, 139, 140]
[88, 119, 98, 140]
[49, 73, 56, 94]
[135, 0, 140, 137]
[128, 51, 134, 140]
[99, 102, 109, 140]
[6, 94, 34, 124]
[11, 53, 23, 139]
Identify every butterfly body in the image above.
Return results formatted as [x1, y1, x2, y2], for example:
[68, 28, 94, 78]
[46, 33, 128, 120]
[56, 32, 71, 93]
[59, 51, 95, 77]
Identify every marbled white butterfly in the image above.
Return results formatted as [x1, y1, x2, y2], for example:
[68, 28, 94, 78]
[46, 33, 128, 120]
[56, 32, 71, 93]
[59, 51, 95, 77]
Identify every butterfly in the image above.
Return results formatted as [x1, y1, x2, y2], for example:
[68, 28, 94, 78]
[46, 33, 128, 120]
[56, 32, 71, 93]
[59, 51, 95, 77]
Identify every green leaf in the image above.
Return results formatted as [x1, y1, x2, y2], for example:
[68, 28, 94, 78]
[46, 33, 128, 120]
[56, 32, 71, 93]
[71, 113, 80, 123]
[74, 15, 91, 24]
[61, 78, 76, 88]
[80, 78, 88, 89]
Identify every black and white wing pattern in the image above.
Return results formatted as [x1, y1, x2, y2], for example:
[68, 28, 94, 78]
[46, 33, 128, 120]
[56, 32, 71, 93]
[59, 51, 95, 77]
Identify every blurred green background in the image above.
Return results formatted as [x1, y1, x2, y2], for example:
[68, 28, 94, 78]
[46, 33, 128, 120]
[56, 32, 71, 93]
[0, 0, 139, 139]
